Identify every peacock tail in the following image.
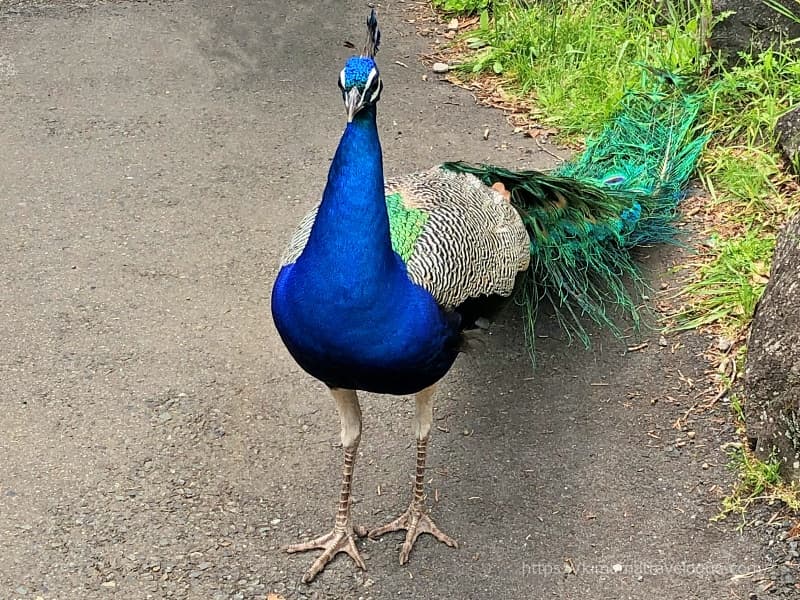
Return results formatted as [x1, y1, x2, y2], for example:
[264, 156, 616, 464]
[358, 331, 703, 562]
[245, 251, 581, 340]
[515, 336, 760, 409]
[442, 81, 708, 346]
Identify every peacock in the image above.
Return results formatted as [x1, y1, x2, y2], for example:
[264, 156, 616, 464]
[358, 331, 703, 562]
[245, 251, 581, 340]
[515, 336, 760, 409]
[270, 10, 706, 583]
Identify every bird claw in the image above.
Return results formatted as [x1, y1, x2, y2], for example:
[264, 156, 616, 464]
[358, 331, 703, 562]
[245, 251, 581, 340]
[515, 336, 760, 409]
[368, 505, 457, 565]
[286, 527, 367, 583]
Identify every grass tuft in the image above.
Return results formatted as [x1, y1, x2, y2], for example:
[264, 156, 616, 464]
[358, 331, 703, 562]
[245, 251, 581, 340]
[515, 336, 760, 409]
[671, 232, 774, 334]
[715, 396, 800, 522]
[715, 445, 800, 523]
[432, 0, 491, 15]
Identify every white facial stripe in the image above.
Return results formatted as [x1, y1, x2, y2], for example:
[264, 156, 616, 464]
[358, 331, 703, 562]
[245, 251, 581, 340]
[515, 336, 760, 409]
[363, 67, 378, 93]
[362, 67, 381, 105]
[369, 79, 382, 104]
[339, 69, 347, 89]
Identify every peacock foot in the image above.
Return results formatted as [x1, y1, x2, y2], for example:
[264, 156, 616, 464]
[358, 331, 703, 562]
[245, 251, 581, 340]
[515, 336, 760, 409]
[286, 525, 368, 583]
[368, 504, 457, 565]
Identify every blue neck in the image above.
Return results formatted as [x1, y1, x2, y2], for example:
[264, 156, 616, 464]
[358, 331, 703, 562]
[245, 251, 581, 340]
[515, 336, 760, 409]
[298, 105, 395, 277]
[272, 104, 463, 394]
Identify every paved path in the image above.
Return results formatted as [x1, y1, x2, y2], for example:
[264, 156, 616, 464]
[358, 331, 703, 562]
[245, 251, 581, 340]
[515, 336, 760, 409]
[0, 1, 768, 598]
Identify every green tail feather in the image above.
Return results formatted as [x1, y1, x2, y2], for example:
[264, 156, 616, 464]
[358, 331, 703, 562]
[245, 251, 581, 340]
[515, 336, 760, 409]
[442, 80, 708, 347]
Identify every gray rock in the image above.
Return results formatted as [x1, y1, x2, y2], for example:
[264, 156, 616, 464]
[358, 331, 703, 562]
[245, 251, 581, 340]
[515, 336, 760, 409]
[776, 107, 800, 176]
[742, 212, 800, 483]
[710, 0, 800, 62]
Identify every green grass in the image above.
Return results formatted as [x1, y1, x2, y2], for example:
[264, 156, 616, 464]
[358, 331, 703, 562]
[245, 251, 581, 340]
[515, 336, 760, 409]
[455, 0, 713, 135]
[701, 146, 781, 203]
[432, 0, 491, 14]
[674, 48, 800, 332]
[715, 396, 800, 522]
[715, 444, 799, 522]
[671, 232, 774, 334]
[705, 49, 800, 145]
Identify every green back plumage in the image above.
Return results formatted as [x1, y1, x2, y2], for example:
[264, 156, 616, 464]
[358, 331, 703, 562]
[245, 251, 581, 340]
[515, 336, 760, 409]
[385, 192, 428, 262]
[443, 79, 708, 346]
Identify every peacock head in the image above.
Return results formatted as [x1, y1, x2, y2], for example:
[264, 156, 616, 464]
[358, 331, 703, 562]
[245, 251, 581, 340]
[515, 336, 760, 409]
[338, 9, 382, 123]
[339, 57, 382, 122]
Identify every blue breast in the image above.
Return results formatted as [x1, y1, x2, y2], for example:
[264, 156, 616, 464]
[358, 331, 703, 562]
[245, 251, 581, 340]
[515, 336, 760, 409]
[272, 256, 461, 395]
[271, 105, 461, 395]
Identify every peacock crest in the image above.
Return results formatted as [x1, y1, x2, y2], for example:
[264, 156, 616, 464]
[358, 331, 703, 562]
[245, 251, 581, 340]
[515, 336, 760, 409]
[340, 57, 378, 92]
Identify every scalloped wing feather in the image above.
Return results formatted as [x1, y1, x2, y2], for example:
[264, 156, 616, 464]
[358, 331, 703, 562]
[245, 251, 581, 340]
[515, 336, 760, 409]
[386, 167, 529, 307]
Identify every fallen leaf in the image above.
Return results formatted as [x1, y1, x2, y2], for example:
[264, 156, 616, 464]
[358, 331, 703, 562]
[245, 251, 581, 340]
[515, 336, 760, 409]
[627, 342, 649, 352]
[788, 520, 800, 539]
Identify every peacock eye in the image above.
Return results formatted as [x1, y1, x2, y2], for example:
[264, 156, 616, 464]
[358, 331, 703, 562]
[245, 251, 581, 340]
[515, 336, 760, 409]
[370, 78, 383, 103]
[360, 67, 381, 103]
[364, 76, 382, 104]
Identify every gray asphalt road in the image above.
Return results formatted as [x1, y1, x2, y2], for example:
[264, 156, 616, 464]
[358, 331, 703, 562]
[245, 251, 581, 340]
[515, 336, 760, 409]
[0, 1, 778, 599]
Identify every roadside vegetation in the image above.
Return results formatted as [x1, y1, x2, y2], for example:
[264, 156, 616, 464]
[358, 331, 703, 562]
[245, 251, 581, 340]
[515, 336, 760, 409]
[430, 0, 800, 517]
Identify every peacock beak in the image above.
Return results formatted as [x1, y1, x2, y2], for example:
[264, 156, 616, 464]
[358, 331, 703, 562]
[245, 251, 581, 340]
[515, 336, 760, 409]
[344, 87, 365, 122]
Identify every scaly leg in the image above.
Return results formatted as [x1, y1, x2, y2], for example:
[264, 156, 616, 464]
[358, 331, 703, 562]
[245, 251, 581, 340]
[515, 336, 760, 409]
[286, 388, 367, 583]
[368, 385, 458, 564]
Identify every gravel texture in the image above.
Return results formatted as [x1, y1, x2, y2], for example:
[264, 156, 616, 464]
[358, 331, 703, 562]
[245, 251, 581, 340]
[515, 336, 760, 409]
[1, 1, 797, 599]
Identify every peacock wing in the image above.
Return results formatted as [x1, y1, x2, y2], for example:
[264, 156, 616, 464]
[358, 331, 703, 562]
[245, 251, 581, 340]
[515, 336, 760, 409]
[279, 167, 530, 309]
[279, 206, 318, 267]
[385, 167, 529, 308]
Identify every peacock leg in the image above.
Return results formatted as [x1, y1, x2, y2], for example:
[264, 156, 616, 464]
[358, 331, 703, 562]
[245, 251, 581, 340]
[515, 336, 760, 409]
[286, 388, 367, 583]
[368, 384, 458, 564]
